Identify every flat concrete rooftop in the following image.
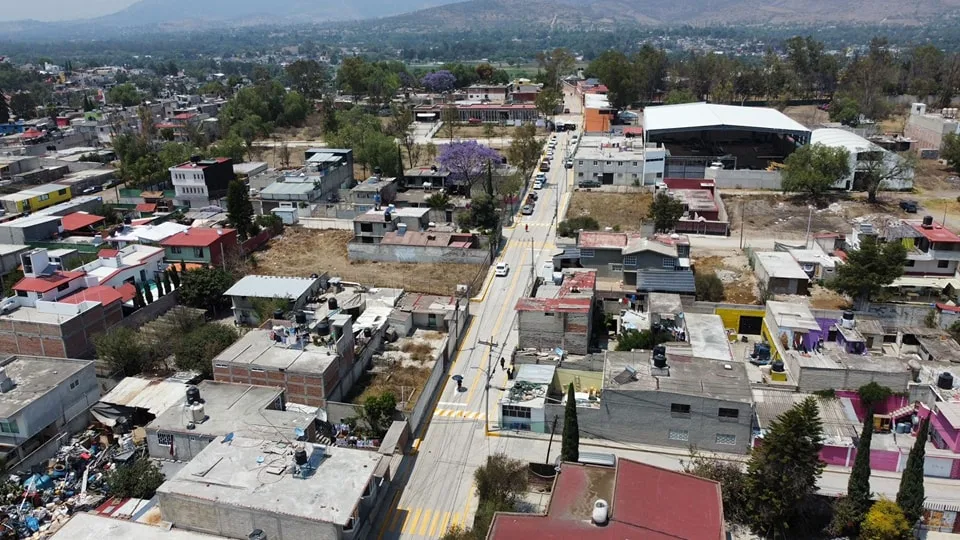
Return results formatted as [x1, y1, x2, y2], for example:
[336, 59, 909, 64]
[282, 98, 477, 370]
[157, 435, 383, 526]
[147, 380, 315, 438]
[49, 513, 219, 540]
[212, 329, 337, 374]
[0, 355, 93, 418]
[603, 350, 751, 403]
[684, 313, 733, 362]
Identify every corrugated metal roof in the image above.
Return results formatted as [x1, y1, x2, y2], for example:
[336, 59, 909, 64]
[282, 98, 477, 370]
[636, 269, 696, 293]
[100, 377, 187, 416]
[224, 275, 319, 299]
[644, 102, 811, 135]
[810, 128, 878, 152]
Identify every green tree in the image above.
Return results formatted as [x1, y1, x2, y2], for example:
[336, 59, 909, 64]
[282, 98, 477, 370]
[587, 51, 636, 110]
[250, 296, 291, 324]
[0, 90, 9, 124]
[648, 191, 684, 233]
[178, 267, 235, 314]
[475, 62, 495, 81]
[168, 266, 181, 288]
[108, 83, 142, 107]
[441, 105, 459, 140]
[174, 323, 239, 378]
[285, 59, 327, 100]
[861, 499, 912, 540]
[133, 283, 146, 308]
[838, 407, 875, 536]
[474, 453, 528, 508]
[536, 48, 575, 91]
[143, 281, 154, 304]
[161, 272, 172, 295]
[534, 88, 562, 120]
[106, 459, 165, 499]
[9, 92, 36, 119]
[616, 329, 669, 351]
[208, 133, 247, 163]
[561, 383, 580, 462]
[557, 216, 599, 237]
[897, 417, 930, 525]
[859, 152, 916, 203]
[457, 194, 499, 231]
[506, 123, 543, 187]
[695, 272, 726, 302]
[226, 178, 258, 240]
[359, 392, 397, 438]
[281, 91, 311, 126]
[664, 88, 696, 104]
[426, 192, 451, 210]
[683, 450, 749, 525]
[943, 132, 960, 172]
[829, 96, 862, 126]
[95, 327, 147, 377]
[319, 94, 340, 135]
[828, 236, 907, 309]
[745, 396, 825, 537]
[781, 143, 851, 199]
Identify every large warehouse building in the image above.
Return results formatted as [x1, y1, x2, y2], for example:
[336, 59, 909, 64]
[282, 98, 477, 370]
[643, 103, 812, 184]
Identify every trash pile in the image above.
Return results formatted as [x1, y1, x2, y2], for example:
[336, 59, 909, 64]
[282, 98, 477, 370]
[0, 427, 144, 538]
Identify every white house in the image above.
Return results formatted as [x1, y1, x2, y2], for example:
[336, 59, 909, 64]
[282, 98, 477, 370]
[810, 128, 914, 192]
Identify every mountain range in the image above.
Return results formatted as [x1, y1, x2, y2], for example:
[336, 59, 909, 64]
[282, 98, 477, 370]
[1, 0, 959, 37]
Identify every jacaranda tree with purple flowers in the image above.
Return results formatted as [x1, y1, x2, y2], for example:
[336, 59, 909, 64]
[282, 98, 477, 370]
[438, 141, 501, 191]
[421, 70, 457, 93]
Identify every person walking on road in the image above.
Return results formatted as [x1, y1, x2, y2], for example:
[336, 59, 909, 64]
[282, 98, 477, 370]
[500, 357, 506, 370]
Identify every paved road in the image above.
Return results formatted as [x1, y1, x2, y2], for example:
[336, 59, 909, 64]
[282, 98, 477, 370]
[377, 129, 578, 540]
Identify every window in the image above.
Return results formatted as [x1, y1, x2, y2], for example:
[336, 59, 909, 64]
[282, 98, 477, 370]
[668, 429, 689, 441]
[57, 189, 67, 195]
[719, 407, 739, 419]
[69, 379, 80, 390]
[251, 368, 265, 373]
[0, 421, 19, 434]
[214, 363, 227, 369]
[544, 312, 555, 317]
[39, 194, 50, 201]
[716, 433, 737, 445]
[670, 403, 691, 415]
[578, 172, 584, 177]
[157, 432, 174, 446]
[580, 249, 595, 258]
[662, 258, 676, 269]
[623, 255, 637, 267]
[194, 247, 205, 257]
[593, 161, 598, 166]
[904, 259, 914, 266]
[578, 160, 583, 165]
[939, 260, 950, 268]
[656, 172, 663, 179]
[16, 290, 27, 297]
[57, 282, 71, 292]
[170, 246, 182, 254]
[610, 263, 623, 273]
[617, 161, 623, 166]
[632, 162, 638, 167]
[502, 405, 532, 419]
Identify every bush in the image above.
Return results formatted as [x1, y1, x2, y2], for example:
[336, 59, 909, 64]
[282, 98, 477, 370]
[557, 216, 599, 237]
[106, 459, 165, 499]
[615, 329, 669, 351]
[695, 272, 725, 302]
[860, 499, 911, 540]
[174, 324, 240, 378]
[95, 327, 148, 377]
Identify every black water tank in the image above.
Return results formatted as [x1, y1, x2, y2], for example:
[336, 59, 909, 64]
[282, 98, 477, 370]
[273, 308, 284, 320]
[328, 297, 338, 310]
[186, 386, 201, 405]
[315, 318, 331, 336]
[653, 345, 666, 357]
[653, 354, 667, 369]
[939, 372, 954, 390]
[771, 361, 785, 373]
[295, 311, 307, 325]
[123, 215, 132, 225]
[294, 448, 308, 466]
[923, 215, 934, 227]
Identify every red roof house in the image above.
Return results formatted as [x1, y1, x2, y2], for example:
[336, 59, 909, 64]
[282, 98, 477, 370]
[61, 212, 105, 233]
[160, 227, 238, 267]
[60, 286, 123, 307]
[489, 459, 725, 540]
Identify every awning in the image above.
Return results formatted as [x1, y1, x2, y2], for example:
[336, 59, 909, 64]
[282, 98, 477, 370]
[636, 269, 697, 294]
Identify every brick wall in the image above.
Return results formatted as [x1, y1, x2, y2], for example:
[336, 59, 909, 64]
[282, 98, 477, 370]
[214, 364, 328, 408]
[0, 301, 121, 359]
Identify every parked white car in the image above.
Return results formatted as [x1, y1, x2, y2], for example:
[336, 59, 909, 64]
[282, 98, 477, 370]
[495, 263, 510, 277]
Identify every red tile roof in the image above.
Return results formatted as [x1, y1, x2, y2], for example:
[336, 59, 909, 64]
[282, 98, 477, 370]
[908, 220, 960, 243]
[161, 228, 235, 248]
[116, 283, 137, 302]
[489, 460, 725, 540]
[97, 249, 119, 257]
[60, 212, 105, 232]
[13, 270, 85, 293]
[60, 285, 123, 306]
[938, 303, 960, 313]
[136, 203, 158, 213]
[577, 231, 641, 250]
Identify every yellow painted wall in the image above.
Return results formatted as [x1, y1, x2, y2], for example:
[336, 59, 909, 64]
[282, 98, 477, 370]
[716, 307, 765, 332]
[553, 368, 604, 395]
[20, 186, 72, 212]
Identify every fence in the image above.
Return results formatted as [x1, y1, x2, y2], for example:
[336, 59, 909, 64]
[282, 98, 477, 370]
[347, 243, 491, 265]
[299, 217, 353, 230]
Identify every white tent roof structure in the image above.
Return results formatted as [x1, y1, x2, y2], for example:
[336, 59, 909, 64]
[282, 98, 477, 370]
[810, 128, 881, 153]
[643, 103, 811, 137]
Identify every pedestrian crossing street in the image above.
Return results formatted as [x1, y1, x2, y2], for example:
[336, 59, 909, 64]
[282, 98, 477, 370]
[432, 408, 486, 421]
[386, 507, 466, 538]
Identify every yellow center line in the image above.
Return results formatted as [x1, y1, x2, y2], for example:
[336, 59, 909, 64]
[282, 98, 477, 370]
[428, 509, 443, 537]
[465, 247, 528, 403]
[418, 509, 433, 536]
[404, 507, 422, 535]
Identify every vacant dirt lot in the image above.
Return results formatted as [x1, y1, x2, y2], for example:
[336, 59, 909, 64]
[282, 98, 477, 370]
[566, 191, 652, 231]
[724, 194, 909, 239]
[693, 254, 760, 305]
[255, 228, 484, 295]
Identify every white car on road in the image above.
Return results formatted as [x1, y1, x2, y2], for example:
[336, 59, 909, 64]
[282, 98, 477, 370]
[495, 263, 510, 277]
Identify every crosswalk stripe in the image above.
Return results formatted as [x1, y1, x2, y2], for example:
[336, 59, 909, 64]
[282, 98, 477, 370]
[433, 409, 487, 421]
[438, 511, 452, 537]
[428, 510, 443, 537]
[418, 509, 433, 536]
[450, 512, 461, 529]
[404, 507, 422, 534]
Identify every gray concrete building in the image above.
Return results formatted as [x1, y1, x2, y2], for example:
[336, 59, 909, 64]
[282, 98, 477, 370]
[157, 435, 389, 540]
[353, 207, 430, 244]
[347, 176, 397, 209]
[0, 215, 63, 244]
[516, 269, 596, 355]
[753, 251, 811, 296]
[224, 274, 325, 326]
[572, 136, 666, 186]
[144, 380, 317, 461]
[0, 355, 99, 469]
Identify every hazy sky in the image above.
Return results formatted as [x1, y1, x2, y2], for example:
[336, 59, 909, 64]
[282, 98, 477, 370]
[0, 0, 137, 21]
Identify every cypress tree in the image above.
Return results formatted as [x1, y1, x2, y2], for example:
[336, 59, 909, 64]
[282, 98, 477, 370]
[180, 260, 187, 273]
[163, 270, 173, 292]
[169, 266, 181, 288]
[485, 161, 494, 198]
[133, 283, 146, 308]
[157, 275, 166, 297]
[847, 410, 874, 519]
[560, 383, 579, 463]
[0, 90, 9, 124]
[897, 417, 930, 525]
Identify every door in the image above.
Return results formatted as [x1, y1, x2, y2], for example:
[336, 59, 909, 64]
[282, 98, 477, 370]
[924, 456, 953, 478]
[602, 173, 614, 185]
[738, 316, 763, 335]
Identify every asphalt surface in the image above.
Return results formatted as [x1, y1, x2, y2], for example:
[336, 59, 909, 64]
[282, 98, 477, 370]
[377, 128, 577, 540]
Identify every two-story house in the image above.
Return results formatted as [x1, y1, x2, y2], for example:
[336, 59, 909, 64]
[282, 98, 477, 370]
[347, 176, 398, 210]
[849, 216, 960, 277]
[353, 207, 430, 245]
[563, 231, 695, 304]
[466, 84, 509, 103]
[160, 227, 239, 268]
[168, 157, 235, 208]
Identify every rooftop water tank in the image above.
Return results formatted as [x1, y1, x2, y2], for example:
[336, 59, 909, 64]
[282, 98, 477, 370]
[938, 372, 954, 390]
[186, 385, 201, 405]
[295, 311, 307, 325]
[328, 297, 338, 310]
[591, 499, 609, 525]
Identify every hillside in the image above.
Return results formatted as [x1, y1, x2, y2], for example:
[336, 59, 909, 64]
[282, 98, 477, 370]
[371, 0, 960, 29]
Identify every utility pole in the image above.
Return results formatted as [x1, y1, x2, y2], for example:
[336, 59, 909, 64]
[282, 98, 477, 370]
[530, 239, 536, 281]
[805, 205, 813, 248]
[478, 335, 498, 435]
[739, 197, 745, 250]
[546, 415, 559, 464]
